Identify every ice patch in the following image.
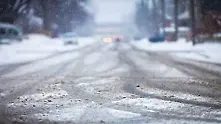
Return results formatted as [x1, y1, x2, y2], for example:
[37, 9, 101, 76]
[77, 79, 113, 87]
[113, 98, 185, 110]
[137, 86, 220, 104]
[3, 52, 79, 77]
[99, 108, 140, 119]
[33, 104, 140, 122]
[33, 105, 88, 122]
[95, 61, 117, 72]
[84, 52, 101, 65]
[7, 90, 68, 107]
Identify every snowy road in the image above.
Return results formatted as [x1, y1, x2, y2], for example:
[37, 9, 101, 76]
[0, 41, 221, 124]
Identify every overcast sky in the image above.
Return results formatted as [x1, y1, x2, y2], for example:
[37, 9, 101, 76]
[92, 0, 136, 24]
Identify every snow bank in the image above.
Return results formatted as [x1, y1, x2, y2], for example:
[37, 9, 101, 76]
[160, 27, 190, 33]
[132, 39, 221, 64]
[0, 34, 95, 65]
[132, 38, 196, 52]
[175, 42, 221, 64]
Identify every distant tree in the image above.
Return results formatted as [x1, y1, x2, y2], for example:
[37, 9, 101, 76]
[30, 0, 90, 33]
[0, 0, 30, 23]
[135, 0, 150, 36]
[201, 0, 221, 12]
[56, 0, 89, 32]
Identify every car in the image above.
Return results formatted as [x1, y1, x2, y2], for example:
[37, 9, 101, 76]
[149, 33, 165, 42]
[113, 36, 123, 42]
[0, 23, 23, 44]
[64, 40, 78, 45]
[60, 32, 78, 45]
[103, 37, 113, 43]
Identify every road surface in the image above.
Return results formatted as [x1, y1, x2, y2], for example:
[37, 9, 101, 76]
[0, 41, 221, 124]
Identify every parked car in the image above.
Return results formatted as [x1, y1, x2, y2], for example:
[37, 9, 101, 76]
[64, 40, 78, 45]
[0, 23, 23, 44]
[149, 33, 165, 42]
[60, 32, 78, 45]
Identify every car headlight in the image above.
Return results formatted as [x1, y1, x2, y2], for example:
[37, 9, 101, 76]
[103, 37, 112, 43]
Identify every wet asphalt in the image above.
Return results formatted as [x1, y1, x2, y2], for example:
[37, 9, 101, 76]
[0, 41, 221, 124]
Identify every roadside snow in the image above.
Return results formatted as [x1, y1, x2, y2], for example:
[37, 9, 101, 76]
[132, 39, 221, 64]
[132, 39, 195, 52]
[175, 42, 221, 64]
[33, 105, 140, 122]
[160, 26, 190, 33]
[0, 34, 95, 65]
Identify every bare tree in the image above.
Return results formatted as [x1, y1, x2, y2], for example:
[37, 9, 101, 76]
[0, 0, 30, 23]
[31, 0, 90, 33]
[135, 0, 150, 36]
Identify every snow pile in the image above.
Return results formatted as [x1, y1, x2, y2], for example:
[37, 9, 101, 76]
[132, 39, 221, 64]
[175, 42, 221, 64]
[132, 38, 195, 52]
[160, 27, 190, 33]
[0, 34, 95, 65]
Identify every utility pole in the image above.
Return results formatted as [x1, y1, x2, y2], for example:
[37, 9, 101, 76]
[190, 0, 196, 45]
[174, 0, 178, 41]
[161, 0, 166, 35]
[152, 0, 159, 34]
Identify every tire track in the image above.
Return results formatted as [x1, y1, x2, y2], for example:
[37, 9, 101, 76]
[118, 42, 221, 109]
[0, 42, 99, 77]
[0, 43, 105, 124]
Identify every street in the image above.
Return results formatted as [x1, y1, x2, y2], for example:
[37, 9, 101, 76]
[0, 41, 221, 124]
